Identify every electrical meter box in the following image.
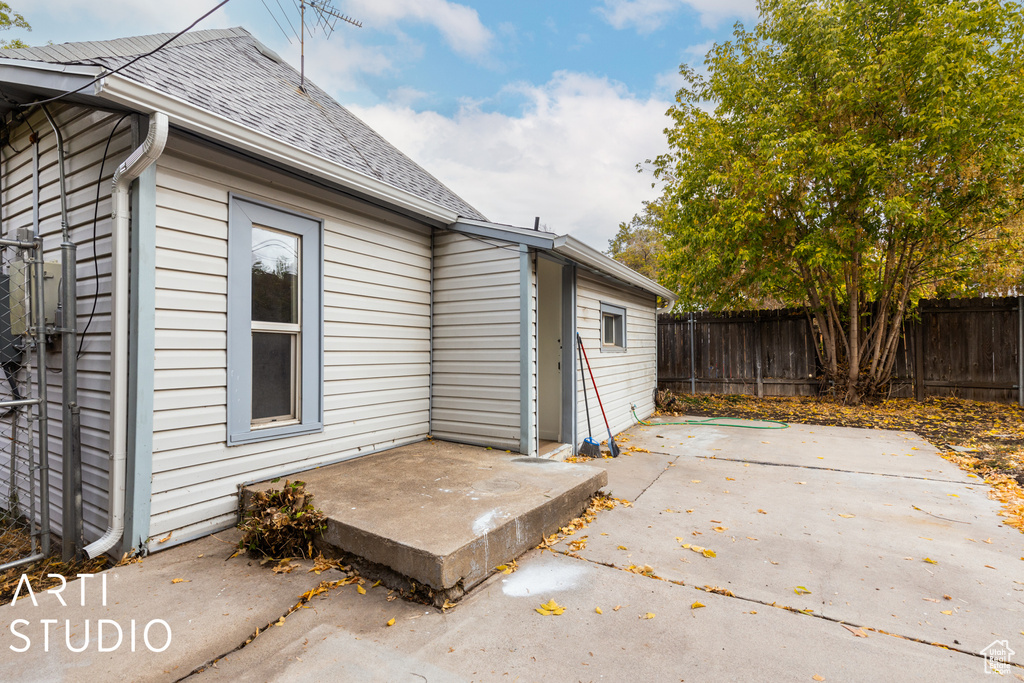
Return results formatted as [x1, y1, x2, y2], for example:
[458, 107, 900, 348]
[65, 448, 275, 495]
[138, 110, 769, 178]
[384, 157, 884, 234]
[8, 260, 61, 336]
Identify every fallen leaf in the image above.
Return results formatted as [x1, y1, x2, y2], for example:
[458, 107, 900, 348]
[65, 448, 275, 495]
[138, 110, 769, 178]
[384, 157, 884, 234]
[943, 594, 952, 600]
[171, 578, 190, 584]
[794, 586, 812, 595]
[813, 676, 825, 681]
[712, 526, 728, 533]
[386, 618, 395, 627]
[158, 531, 173, 543]
[618, 545, 629, 550]
[275, 616, 286, 626]
[838, 514, 855, 518]
[940, 610, 952, 615]
[947, 494, 959, 498]
[356, 585, 366, 595]
[983, 538, 993, 544]
[984, 564, 996, 570]
[613, 605, 622, 611]
[757, 509, 767, 514]
[796, 481, 807, 485]
[841, 624, 868, 638]
[691, 601, 705, 609]
[595, 607, 602, 614]
[923, 558, 938, 565]
[691, 480, 702, 484]
[746, 536, 758, 541]
[922, 598, 939, 603]
[643, 612, 655, 619]
[702, 549, 717, 558]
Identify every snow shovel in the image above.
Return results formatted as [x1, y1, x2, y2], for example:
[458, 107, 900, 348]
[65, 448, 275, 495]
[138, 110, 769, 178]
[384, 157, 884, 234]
[576, 333, 620, 458]
[576, 336, 601, 457]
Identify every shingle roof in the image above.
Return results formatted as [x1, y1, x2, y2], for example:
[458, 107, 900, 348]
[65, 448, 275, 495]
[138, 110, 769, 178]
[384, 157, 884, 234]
[0, 28, 486, 220]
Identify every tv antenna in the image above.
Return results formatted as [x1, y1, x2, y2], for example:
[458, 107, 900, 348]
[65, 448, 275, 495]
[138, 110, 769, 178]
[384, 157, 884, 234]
[300, 1, 361, 91]
[259, 0, 361, 92]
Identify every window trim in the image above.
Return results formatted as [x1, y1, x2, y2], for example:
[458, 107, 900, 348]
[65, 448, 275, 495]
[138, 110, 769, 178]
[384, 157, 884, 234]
[227, 194, 324, 445]
[599, 302, 627, 353]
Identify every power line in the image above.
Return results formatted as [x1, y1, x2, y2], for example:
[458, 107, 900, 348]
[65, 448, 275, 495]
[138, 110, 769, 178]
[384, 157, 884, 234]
[260, 0, 294, 43]
[21, 0, 231, 109]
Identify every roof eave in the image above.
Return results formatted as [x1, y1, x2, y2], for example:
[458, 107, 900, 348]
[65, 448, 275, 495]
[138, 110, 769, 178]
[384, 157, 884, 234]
[553, 235, 677, 304]
[0, 59, 107, 113]
[96, 73, 460, 226]
[446, 219, 676, 304]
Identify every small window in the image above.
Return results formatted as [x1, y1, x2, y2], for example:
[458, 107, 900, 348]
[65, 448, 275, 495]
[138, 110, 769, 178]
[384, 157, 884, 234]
[228, 196, 323, 445]
[600, 302, 626, 351]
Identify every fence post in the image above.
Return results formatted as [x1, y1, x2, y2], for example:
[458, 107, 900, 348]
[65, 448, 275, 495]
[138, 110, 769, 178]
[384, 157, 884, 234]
[754, 315, 763, 397]
[913, 311, 925, 402]
[689, 312, 696, 395]
[1018, 296, 1023, 407]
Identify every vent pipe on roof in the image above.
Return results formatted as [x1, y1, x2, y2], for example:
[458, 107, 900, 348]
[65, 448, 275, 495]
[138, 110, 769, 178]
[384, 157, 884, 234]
[85, 111, 168, 559]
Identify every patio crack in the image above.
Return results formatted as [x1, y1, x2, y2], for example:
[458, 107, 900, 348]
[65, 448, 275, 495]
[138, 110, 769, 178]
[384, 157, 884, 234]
[548, 548, 1022, 669]
[175, 575, 356, 682]
[631, 454, 682, 503]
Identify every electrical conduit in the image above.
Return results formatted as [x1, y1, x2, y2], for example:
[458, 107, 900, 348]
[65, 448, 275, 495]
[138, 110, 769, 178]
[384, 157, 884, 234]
[85, 112, 168, 559]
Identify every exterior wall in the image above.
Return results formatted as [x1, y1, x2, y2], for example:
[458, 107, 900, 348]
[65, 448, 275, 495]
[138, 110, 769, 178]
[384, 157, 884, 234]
[0, 104, 125, 542]
[575, 270, 658, 440]
[148, 134, 433, 548]
[430, 231, 521, 451]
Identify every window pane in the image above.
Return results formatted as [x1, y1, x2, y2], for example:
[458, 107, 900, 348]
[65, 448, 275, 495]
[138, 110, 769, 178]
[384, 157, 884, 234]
[604, 314, 615, 345]
[252, 226, 299, 324]
[252, 331, 296, 420]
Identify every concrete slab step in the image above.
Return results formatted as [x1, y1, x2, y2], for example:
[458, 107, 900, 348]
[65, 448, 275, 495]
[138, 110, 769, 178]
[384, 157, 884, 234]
[243, 440, 607, 605]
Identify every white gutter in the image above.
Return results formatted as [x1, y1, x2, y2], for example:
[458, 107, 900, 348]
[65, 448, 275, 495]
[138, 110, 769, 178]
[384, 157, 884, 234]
[85, 112, 168, 559]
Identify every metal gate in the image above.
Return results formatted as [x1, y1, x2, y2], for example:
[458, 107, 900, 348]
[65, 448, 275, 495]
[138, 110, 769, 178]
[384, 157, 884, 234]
[0, 232, 51, 572]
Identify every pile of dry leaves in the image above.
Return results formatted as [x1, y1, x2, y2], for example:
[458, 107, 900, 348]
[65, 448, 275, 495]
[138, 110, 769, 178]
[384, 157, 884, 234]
[239, 480, 327, 559]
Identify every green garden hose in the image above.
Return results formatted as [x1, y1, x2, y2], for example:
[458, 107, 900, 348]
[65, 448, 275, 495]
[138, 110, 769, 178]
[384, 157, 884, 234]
[631, 405, 789, 430]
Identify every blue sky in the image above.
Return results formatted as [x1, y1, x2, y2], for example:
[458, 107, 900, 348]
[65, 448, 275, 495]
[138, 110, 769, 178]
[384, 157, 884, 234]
[9, 0, 760, 248]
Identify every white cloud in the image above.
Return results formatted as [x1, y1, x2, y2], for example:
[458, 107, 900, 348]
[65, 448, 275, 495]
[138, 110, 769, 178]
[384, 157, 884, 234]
[345, 0, 493, 59]
[280, 35, 401, 95]
[349, 71, 671, 249]
[598, 0, 758, 31]
[28, 0, 234, 42]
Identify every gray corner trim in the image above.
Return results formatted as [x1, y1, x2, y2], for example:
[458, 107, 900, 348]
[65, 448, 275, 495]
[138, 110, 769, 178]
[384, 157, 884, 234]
[226, 193, 324, 446]
[562, 263, 576, 451]
[599, 301, 628, 353]
[519, 244, 532, 455]
[124, 145, 157, 555]
[451, 219, 556, 250]
[428, 230, 435, 433]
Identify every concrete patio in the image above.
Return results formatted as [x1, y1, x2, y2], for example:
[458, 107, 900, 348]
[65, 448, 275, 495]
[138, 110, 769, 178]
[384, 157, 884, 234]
[244, 440, 607, 602]
[4, 420, 1021, 681]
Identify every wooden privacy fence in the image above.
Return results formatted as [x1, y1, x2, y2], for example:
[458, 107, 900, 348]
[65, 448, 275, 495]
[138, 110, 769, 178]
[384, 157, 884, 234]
[658, 297, 1024, 405]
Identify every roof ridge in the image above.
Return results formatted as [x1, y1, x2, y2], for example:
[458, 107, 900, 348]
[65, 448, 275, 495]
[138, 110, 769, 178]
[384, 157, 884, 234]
[0, 27, 251, 64]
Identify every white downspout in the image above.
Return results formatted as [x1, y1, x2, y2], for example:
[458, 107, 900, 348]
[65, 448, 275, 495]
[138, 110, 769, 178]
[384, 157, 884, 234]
[85, 112, 168, 559]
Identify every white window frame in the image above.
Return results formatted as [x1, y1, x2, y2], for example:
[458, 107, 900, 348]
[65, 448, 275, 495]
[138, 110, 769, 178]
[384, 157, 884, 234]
[600, 302, 627, 352]
[227, 195, 323, 445]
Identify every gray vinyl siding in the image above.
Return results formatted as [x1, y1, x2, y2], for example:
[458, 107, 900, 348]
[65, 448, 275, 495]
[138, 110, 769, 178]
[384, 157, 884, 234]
[147, 134, 433, 548]
[430, 231, 522, 452]
[0, 104, 125, 543]
[575, 270, 658, 439]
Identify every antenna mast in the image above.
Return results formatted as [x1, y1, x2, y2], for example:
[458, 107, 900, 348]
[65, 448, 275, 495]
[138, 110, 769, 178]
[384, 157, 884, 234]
[299, 0, 361, 92]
